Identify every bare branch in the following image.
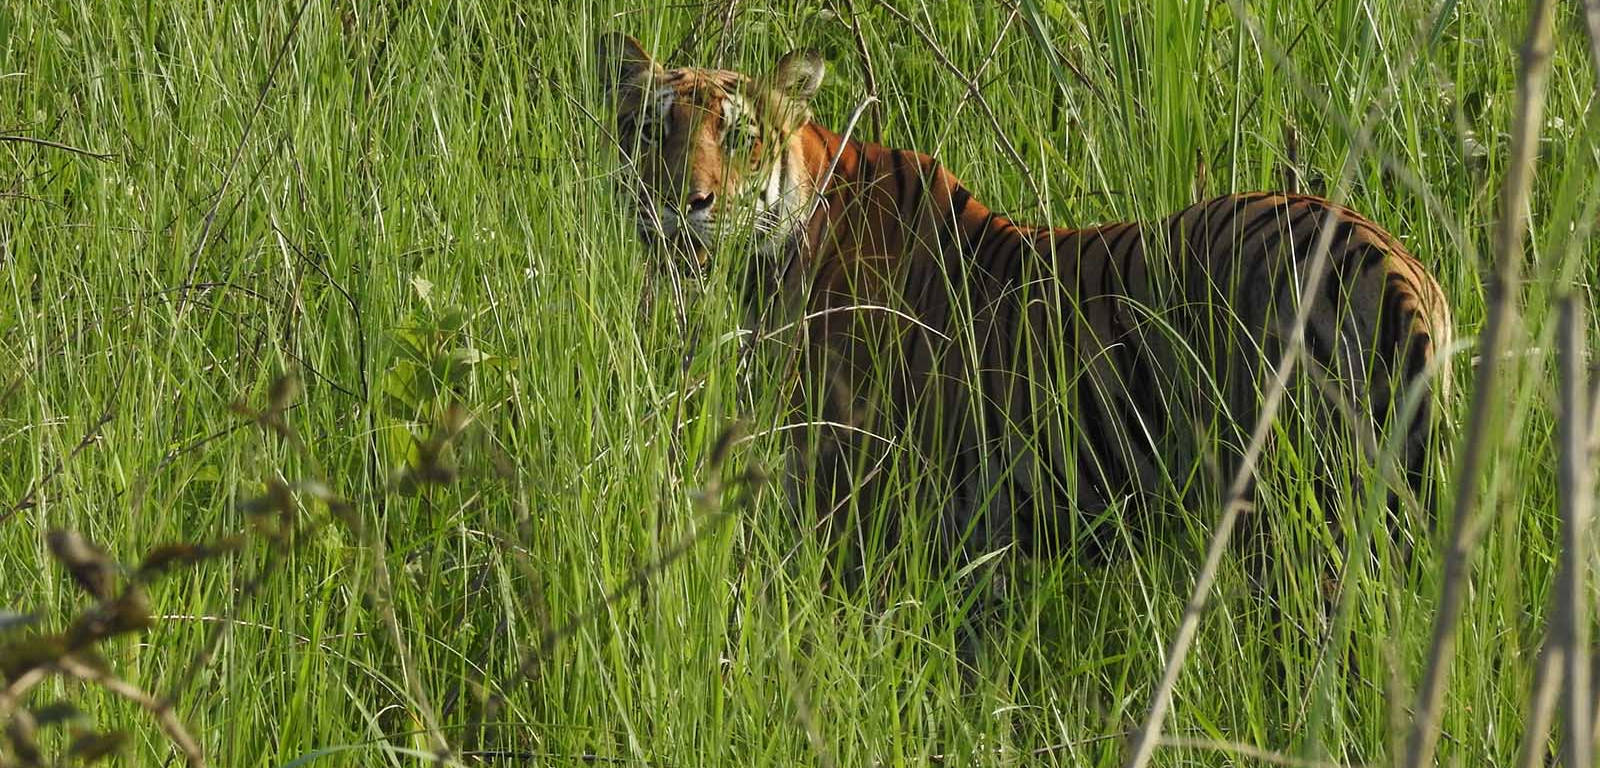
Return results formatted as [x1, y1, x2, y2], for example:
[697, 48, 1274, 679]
[1156, 736, 1355, 768]
[0, 668, 47, 727]
[1515, 645, 1563, 768]
[3, 386, 119, 525]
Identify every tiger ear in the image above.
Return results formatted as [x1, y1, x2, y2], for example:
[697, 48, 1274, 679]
[597, 33, 659, 96]
[767, 50, 825, 102]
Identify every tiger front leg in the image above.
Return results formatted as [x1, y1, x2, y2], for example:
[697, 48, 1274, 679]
[783, 354, 900, 595]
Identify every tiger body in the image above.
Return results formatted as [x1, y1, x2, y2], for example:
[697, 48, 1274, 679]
[601, 36, 1452, 557]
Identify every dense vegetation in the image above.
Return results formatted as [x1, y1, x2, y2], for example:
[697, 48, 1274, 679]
[1, 0, 1596, 765]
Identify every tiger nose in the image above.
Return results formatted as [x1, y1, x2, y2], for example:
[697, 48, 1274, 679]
[685, 190, 715, 212]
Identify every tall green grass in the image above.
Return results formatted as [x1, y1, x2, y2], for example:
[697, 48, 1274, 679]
[0, 0, 1594, 765]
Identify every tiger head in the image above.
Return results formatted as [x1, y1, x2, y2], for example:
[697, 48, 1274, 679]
[598, 34, 825, 264]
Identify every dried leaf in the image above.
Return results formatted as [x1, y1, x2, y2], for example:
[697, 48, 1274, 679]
[45, 529, 118, 601]
[6, 711, 41, 766]
[0, 634, 67, 679]
[238, 479, 294, 518]
[65, 587, 151, 648]
[447, 347, 489, 367]
[410, 274, 434, 303]
[440, 402, 472, 438]
[435, 307, 468, 333]
[296, 481, 353, 515]
[267, 375, 299, 413]
[136, 538, 242, 580]
[68, 729, 127, 763]
[708, 422, 748, 469]
[28, 700, 86, 728]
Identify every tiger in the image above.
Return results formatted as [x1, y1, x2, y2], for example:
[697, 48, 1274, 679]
[598, 33, 1452, 570]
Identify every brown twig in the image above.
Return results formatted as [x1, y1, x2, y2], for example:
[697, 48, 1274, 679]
[710, 0, 740, 67]
[1155, 736, 1357, 768]
[478, 505, 739, 737]
[0, 134, 115, 161]
[1582, 0, 1600, 95]
[1515, 643, 1563, 768]
[477, 433, 757, 747]
[0, 668, 48, 728]
[57, 655, 205, 767]
[1207, 0, 1339, 175]
[992, 0, 1108, 110]
[366, 531, 454, 759]
[1401, 1, 1555, 766]
[935, 5, 1020, 159]
[1514, 299, 1591, 768]
[774, 602, 836, 768]
[1121, 207, 1343, 768]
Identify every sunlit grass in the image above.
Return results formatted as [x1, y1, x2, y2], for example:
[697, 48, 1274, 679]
[0, 0, 1593, 765]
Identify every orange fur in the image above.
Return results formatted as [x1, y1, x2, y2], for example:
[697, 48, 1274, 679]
[601, 36, 1453, 560]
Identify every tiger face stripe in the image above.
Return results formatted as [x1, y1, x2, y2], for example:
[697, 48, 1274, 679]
[600, 35, 1453, 557]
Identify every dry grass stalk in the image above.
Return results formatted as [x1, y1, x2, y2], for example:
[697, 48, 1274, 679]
[1553, 297, 1593, 768]
[1514, 297, 1593, 768]
[1401, 0, 1555, 765]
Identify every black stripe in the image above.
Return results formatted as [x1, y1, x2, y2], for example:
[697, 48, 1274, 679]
[983, 227, 1028, 284]
[1195, 198, 1233, 262]
[859, 147, 877, 198]
[1251, 202, 1322, 262]
[1375, 280, 1401, 381]
[950, 185, 974, 216]
[1241, 202, 1324, 300]
[1165, 209, 1190, 258]
[1234, 199, 1299, 254]
[887, 150, 915, 220]
[933, 204, 957, 257]
[1126, 334, 1168, 437]
[1052, 229, 1078, 261]
[1235, 204, 1312, 310]
[1303, 313, 1337, 368]
[1205, 195, 1266, 266]
[1287, 210, 1344, 265]
[967, 211, 999, 254]
[1107, 222, 1142, 289]
[1201, 192, 1276, 256]
[775, 146, 791, 209]
[1099, 293, 1144, 442]
[1163, 209, 1197, 298]
[1323, 238, 1375, 309]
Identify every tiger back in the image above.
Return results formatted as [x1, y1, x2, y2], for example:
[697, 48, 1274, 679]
[599, 35, 1453, 562]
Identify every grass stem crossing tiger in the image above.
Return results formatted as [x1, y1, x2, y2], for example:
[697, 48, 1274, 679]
[598, 34, 1452, 568]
